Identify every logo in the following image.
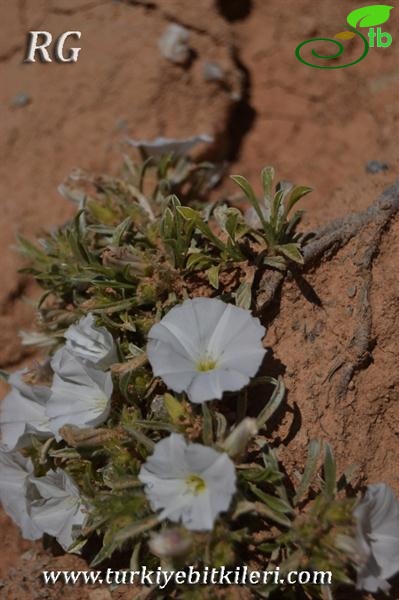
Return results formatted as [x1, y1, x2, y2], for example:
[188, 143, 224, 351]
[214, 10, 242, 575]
[24, 31, 82, 63]
[296, 4, 393, 69]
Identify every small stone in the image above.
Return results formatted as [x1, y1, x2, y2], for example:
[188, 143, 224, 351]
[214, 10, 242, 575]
[203, 61, 225, 82]
[11, 92, 31, 108]
[365, 160, 389, 174]
[347, 284, 357, 298]
[115, 118, 128, 131]
[158, 24, 191, 65]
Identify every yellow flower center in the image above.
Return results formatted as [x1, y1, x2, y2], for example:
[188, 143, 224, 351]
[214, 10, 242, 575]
[196, 355, 218, 372]
[185, 474, 207, 495]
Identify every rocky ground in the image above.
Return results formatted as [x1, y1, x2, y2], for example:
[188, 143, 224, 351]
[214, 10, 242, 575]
[1, 1, 398, 598]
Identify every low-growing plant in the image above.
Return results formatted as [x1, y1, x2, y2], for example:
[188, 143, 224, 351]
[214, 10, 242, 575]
[1, 144, 398, 600]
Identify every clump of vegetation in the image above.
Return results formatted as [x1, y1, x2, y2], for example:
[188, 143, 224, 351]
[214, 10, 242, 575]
[1, 145, 397, 599]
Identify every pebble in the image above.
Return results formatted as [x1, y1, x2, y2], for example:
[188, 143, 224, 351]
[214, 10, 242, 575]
[365, 160, 389, 174]
[203, 61, 225, 82]
[347, 284, 357, 298]
[158, 24, 191, 65]
[11, 92, 31, 108]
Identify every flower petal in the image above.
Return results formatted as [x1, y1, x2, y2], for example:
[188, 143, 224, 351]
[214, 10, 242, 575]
[147, 298, 266, 404]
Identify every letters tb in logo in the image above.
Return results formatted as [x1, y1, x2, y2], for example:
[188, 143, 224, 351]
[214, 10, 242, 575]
[25, 31, 82, 63]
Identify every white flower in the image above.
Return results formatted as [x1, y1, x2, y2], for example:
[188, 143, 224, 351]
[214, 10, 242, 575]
[64, 313, 117, 369]
[139, 433, 236, 531]
[0, 450, 41, 540]
[47, 347, 113, 439]
[127, 134, 213, 157]
[354, 483, 399, 593]
[0, 370, 52, 451]
[30, 468, 86, 550]
[147, 297, 266, 404]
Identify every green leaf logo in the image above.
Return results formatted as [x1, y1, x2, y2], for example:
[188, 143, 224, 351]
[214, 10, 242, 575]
[347, 5, 393, 28]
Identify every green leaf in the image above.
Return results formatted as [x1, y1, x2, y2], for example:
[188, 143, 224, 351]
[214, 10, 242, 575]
[275, 243, 304, 264]
[261, 166, 275, 203]
[263, 255, 287, 271]
[206, 265, 220, 290]
[285, 210, 304, 238]
[123, 425, 155, 452]
[234, 280, 252, 310]
[323, 442, 337, 500]
[17, 235, 48, 262]
[254, 501, 292, 528]
[256, 376, 285, 429]
[293, 439, 322, 505]
[284, 186, 312, 219]
[160, 207, 174, 239]
[186, 253, 213, 271]
[347, 5, 393, 28]
[176, 206, 199, 221]
[113, 515, 159, 545]
[249, 484, 293, 514]
[176, 206, 226, 251]
[238, 465, 283, 484]
[231, 175, 269, 234]
[214, 412, 227, 442]
[164, 393, 185, 424]
[112, 217, 133, 246]
[270, 190, 284, 231]
[202, 403, 214, 445]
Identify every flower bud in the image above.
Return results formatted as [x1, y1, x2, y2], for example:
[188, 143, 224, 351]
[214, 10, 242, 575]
[222, 417, 258, 457]
[148, 528, 192, 558]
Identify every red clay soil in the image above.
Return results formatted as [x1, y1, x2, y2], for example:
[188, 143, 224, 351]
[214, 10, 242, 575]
[0, 1, 398, 598]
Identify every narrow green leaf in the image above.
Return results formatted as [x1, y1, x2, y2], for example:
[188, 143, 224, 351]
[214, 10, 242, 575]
[249, 483, 293, 514]
[293, 439, 322, 505]
[214, 412, 227, 442]
[123, 426, 155, 452]
[202, 403, 214, 445]
[233, 500, 291, 528]
[261, 166, 275, 203]
[234, 281, 252, 310]
[256, 377, 286, 429]
[285, 210, 304, 238]
[186, 253, 213, 271]
[130, 541, 142, 571]
[275, 243, 304, 264]
[112, 217, 133, 246]
[176, 206, 226, 251]
[176, 206, 199, 221]
[270, 190, 284, 231]
[231, 175, 268, 231]
[164, 393, 185, 424]
[263, 255, 287, 270]
[206, 264, 220, 290]
[113, 515, 159, 545]
[323, 442, 337, 499]
[284, 186, 312, 219]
